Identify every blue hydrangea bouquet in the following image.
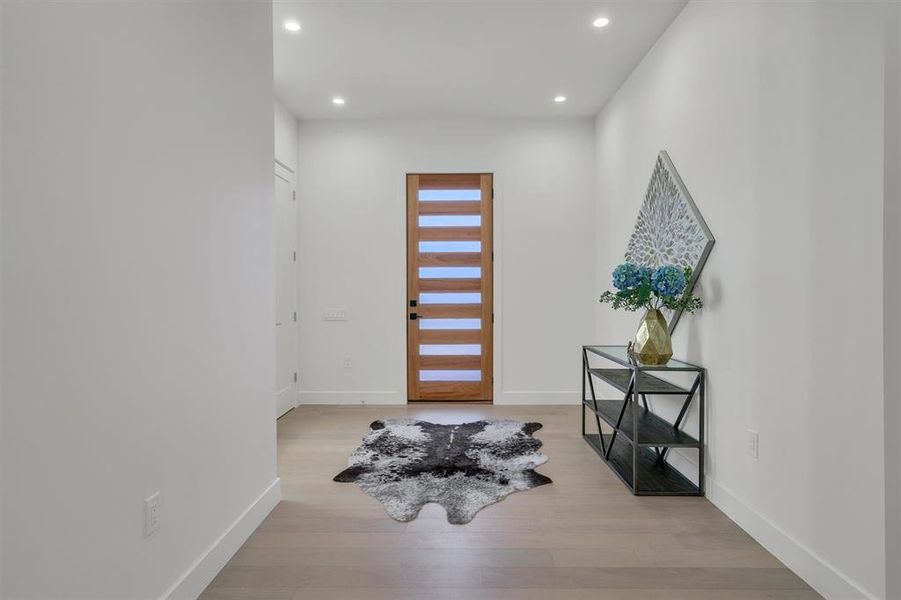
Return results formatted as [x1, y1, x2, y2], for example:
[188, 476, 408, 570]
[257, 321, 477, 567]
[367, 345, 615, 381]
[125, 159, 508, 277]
[599, 262, 702, 314]
[599, 262, 702, 364]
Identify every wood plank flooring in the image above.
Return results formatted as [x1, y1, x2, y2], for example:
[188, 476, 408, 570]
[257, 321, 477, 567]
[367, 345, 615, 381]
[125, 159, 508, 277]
[201, 405, 819, 599]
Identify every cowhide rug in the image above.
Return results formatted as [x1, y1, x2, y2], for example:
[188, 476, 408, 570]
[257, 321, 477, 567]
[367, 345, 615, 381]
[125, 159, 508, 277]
[333, 419, 552, 524]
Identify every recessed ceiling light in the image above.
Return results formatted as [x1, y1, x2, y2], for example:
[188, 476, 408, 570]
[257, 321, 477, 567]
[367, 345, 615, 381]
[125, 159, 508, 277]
[593, 17, 610, 28]
[283, 20, 301, 32]
[554, 95, 567, 103]
[332, 96, 346, 106]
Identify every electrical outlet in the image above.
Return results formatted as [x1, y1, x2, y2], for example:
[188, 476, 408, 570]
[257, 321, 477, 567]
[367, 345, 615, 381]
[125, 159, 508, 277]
[747, 430, 759, 459]
[322, 308, 348, 322]
[343, 357, 352, 369]
[144, 492, 161, 537]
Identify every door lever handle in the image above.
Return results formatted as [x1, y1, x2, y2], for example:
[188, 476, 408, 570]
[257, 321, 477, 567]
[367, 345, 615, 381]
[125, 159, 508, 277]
[409, 313, 418, 320]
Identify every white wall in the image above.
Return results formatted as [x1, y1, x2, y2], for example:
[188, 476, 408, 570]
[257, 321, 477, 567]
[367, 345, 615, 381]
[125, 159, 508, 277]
[885, 5, 901, 599]
[0, 3, 278, 598]
[296, 119, 595, 405]
[274, 98, 299, 170]
[0, 3, 4, 592]
[594, 2, 886, 598]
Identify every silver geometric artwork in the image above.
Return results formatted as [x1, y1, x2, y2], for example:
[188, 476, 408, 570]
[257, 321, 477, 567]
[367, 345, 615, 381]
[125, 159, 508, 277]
[624, 151, 715, 334]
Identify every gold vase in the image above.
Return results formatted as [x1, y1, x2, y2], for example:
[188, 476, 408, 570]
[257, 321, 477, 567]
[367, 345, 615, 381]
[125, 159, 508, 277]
[633, 309, 672, 365]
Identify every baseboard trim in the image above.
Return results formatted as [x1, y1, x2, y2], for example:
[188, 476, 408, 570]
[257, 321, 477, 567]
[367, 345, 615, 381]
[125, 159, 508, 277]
[661, 449, 875, 599]
[163, 478, 281, 600]
[297, 390, 581, 405]
[704, 476, 877, 600]
[298, 390, 404, 405]
[496, 391, 580, 405]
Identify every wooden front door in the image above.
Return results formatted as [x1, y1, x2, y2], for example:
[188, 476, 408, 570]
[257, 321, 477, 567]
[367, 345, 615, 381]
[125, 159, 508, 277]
[406, 173, 493, 402]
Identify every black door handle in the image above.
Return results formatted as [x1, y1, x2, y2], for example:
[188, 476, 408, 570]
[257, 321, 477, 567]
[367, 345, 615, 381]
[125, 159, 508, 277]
[409, 313, 418, 320]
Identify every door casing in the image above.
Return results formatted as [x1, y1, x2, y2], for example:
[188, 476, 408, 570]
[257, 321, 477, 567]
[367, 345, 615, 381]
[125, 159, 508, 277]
[275, 160, 298, 417]
[406, 173, 493, 402]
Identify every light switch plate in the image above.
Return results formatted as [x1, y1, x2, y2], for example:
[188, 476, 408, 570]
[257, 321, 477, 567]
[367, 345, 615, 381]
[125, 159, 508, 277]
[747, 430, 759, 459]
[144, 492, 161, 537]
[322, 309, 348, 321]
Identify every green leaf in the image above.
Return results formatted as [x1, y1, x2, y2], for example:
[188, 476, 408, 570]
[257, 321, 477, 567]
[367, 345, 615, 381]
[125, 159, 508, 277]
[635, 280, 651, 306]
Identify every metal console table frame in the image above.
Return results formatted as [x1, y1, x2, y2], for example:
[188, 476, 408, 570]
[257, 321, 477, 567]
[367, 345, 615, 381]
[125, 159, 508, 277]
[581, 345, 705, 496]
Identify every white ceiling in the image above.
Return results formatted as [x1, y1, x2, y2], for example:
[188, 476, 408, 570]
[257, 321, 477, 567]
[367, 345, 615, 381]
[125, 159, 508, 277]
[273, 1, 687, 119]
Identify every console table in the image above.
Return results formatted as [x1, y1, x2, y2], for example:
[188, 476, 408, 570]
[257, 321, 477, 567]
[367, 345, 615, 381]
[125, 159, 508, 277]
[581, 345, 705, 496]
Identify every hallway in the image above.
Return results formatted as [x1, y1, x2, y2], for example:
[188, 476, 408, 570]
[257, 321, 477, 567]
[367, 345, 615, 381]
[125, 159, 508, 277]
[202, 405, 816, 599]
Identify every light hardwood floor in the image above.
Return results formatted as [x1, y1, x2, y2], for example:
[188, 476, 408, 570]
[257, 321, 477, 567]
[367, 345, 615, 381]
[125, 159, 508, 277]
[200, 404, 819, 599]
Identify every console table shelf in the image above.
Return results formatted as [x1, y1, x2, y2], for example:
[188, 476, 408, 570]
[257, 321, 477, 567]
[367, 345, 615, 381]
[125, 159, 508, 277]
[584, 399, 701, 447]
[581, 345, 705, 496]
[586, 369, 690, 395]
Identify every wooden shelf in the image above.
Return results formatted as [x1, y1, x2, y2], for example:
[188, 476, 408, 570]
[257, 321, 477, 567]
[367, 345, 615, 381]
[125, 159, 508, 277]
[583, 398, 701, 447]
[587, 368, 689, 395]
[583, 433, 699, 495]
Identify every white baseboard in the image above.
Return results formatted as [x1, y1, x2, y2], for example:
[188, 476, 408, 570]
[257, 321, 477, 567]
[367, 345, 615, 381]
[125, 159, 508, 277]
[706, 476, 876, 600]
[660, 450, 874, 599]
[297, 390, 580, 405]
[496, 391, 580, 405]
[163, 478, 281, 600]
[298, 390, 404, 405]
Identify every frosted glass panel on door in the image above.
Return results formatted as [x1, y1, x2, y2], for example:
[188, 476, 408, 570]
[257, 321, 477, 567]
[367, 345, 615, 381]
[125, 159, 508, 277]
[419, 267, 481, 279]
[419, 215, 481, 227]
[418, 318, 481, 330]
[419, 189, 481, 201]
[420, 370, 481, 382]
[419, 344, 481, 355]
[419, 293, 481, 305]
[419, 241, 481, 253]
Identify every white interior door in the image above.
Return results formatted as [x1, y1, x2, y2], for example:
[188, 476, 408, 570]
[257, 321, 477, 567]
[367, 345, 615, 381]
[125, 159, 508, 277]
[275, 162, 298, 418]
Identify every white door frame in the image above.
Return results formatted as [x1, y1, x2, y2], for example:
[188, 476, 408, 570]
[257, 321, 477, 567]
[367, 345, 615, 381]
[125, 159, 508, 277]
[275, 160, 298, 418]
